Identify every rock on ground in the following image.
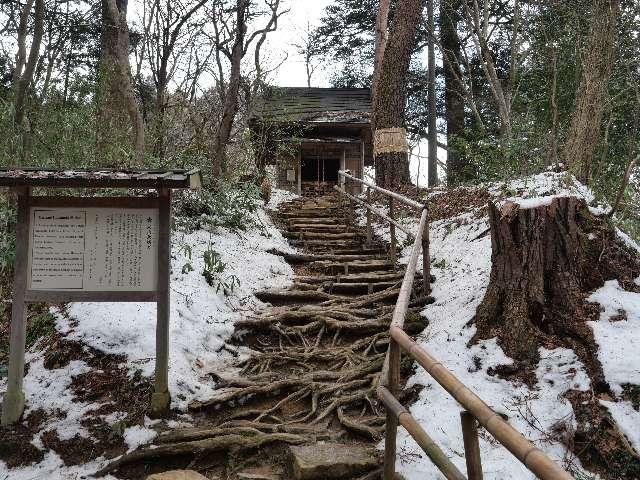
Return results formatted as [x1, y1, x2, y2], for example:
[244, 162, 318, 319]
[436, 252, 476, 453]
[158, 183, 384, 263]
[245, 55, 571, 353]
[238, 472, 281, 480]
[146, 470, 209, 480]
[289, 442, 379, 479]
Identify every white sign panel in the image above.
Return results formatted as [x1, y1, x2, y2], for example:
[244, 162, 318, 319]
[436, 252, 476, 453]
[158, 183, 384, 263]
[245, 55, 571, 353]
[27, 207, 159, 291]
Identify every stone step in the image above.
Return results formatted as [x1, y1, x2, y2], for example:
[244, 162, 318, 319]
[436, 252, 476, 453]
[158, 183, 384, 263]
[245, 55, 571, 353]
[288, 442, 380, 480]
[283, 231, 362, 240]
[255, 289, 340, 305]
[287, 217, 346, 225]
[289, 239, 365, 248]
[294, 280, 402, 294]
[308, 259, 396, 274]
[267, 251, 386, 264]
[328, 247, 387, 256]
[296, 271, 407, 284]
[279, 209, 342, 218]
[286, 225, 349, 233]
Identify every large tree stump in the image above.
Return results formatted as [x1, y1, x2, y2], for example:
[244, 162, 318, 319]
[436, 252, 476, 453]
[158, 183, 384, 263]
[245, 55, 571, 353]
[473, 196, 600, 363]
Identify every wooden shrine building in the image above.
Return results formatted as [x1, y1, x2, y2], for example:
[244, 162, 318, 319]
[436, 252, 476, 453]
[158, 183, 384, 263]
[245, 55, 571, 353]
[249, 87, 373, 196]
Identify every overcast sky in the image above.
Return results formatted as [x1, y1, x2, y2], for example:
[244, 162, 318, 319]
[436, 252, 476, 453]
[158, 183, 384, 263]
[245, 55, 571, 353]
[263, 0, 334, 87]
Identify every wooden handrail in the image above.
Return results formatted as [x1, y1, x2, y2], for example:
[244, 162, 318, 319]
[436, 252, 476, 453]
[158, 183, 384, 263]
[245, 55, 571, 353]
[380, 208, 429, 385]
[332, 176, 571, 480]
[377, 385, 467, 480]
[332, 186, 414, 237]
[388, 326, 574, 480]
[338, 170, 425, 210]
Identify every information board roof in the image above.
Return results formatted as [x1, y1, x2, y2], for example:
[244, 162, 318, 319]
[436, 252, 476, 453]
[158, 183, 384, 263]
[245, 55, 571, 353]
[0, 168, 202, 189]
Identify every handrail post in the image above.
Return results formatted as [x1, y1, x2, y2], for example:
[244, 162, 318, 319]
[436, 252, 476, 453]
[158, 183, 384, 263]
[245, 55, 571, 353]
[366, 188, 372, 246]
[422, 206, 431, 295]
[461, 411, 483, 480]
[383, 337, 401, 480]
[389, 197, 396, 266]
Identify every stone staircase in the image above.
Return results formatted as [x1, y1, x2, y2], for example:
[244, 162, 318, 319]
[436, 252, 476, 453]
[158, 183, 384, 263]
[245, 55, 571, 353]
[104, 193, 432, 480]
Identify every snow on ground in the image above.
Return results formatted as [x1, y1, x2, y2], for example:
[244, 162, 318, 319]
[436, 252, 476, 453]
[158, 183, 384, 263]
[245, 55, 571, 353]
[2, 452, 120, 480]
[55, 204, 295, 411]
[617, 227, 640, 253]
[122, 424, 158, 453]
[492, 170, 596, 205]
[600, 399, 640, 452]
[587, 280, 640, 394]
[2, 353, 121, 479]
[267, 188, 298, 210]
[357, 171, 638, 478]
[394, 207, 592, 478]
[0, 191, 297, 478]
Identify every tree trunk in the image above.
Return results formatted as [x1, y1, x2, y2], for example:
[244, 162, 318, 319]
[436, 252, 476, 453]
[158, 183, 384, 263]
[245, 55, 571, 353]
[474, 198, 601, 364]
[13, 0, 44, 128]
[548, 45, 559, 165]
[441, 0, 467, 185]
[97, 0, 145, 164]
[154, 89, 166, 161]
[563, 0, 620, 184]
[372, 0, 391, 102]
[426, 0, 438, 187]
[464, 1, 512, 139]
[373, 0, 424, 188]
[154, 61, 168, 161]
[211, 0, 247, 178]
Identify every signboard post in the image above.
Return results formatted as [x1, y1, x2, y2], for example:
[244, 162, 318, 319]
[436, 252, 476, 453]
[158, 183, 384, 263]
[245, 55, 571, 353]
[0, 169, 201, 425]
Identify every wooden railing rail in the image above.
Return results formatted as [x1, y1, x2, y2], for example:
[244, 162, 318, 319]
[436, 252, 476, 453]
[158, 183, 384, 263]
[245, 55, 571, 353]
[334, 171, 572, 480]
[338, 170, 425, 210]
[335, 170, 430, 297]
[334, 187, 414, 237]
[385, 326, 574, 480]
[377, 385, 467, 480]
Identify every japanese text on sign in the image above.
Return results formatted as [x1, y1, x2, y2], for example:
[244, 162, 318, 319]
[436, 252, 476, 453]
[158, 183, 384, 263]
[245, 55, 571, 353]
[28, 208, 159, 291]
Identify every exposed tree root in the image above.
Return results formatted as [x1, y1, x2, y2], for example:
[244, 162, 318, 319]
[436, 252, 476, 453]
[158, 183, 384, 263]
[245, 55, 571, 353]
[337, 407, 384, 440]
[95, 431, 308, 476]
[255, 289, 340, 304]
[114, 193, 435, 478]
[188, 379, 305, 411]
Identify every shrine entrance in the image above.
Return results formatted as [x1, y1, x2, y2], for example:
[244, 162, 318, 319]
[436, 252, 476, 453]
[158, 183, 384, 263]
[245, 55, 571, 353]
[301, 157, 340, 183]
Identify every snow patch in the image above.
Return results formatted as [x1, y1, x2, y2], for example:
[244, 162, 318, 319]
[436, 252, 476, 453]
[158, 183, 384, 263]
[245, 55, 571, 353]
[536, 347, 591, 393]
[617, 227, 640, 253]
[267, 188, 298, 210]
[0, 452, 119, 480]
[600, 400, 640, 453]
[102, 411, 127, 425]
[123, 425, 158, 453]
[510, 195, 558, 209]
[493, 171, 596, 205]
[587, 280, 640, 394]
[0, 353, 119, 478]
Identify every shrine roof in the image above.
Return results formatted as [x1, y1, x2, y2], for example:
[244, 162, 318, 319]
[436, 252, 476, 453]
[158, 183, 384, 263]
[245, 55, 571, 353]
[251, 87, 372, 124]
[0, 168, 202, 189]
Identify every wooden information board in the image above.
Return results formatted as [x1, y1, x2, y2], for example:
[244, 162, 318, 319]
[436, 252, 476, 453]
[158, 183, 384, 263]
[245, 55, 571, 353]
[28, 207, 159, 291]
[0, 168, 202, 426]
